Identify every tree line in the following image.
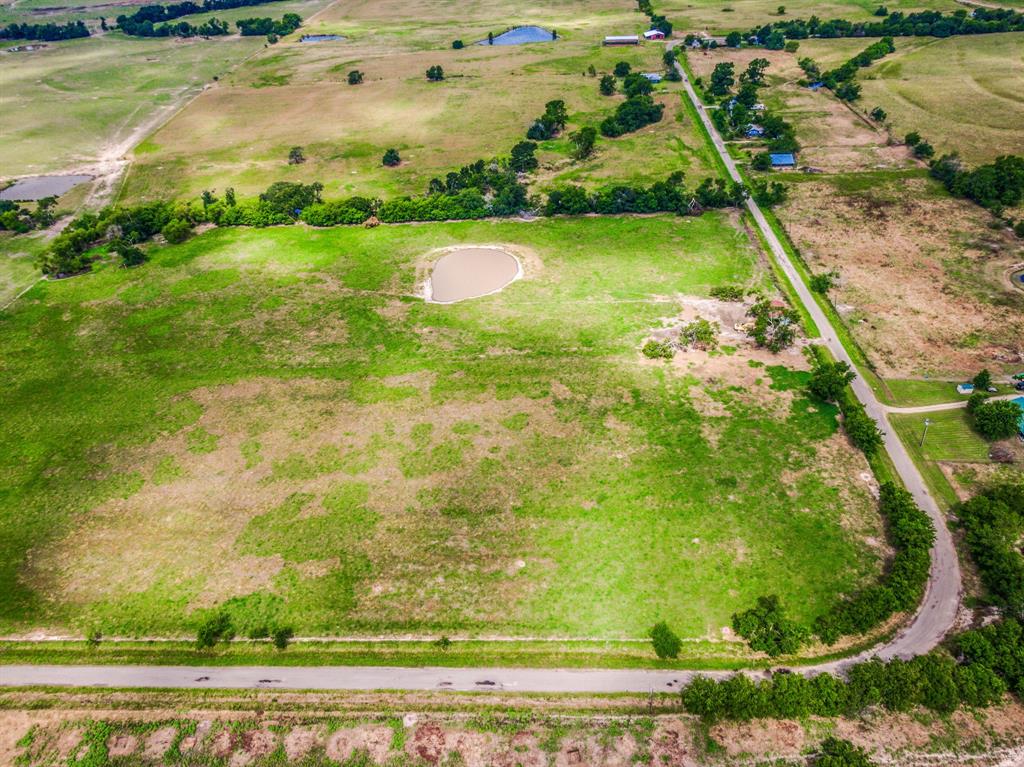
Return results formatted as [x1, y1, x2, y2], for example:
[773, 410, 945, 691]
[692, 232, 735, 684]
[736, 7, 1024, 45]
[798, 36, 895, 102]
[0, 20, 89, 41]
[115, 0, 285, 36]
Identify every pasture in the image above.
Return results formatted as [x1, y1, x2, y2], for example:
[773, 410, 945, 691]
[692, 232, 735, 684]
[119, 0, 716, 203]
[0, 215, 884, 644]
[857, 32, 1024, 163]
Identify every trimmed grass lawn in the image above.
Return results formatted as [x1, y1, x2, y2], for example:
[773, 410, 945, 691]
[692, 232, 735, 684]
[0, 215, 882, 647]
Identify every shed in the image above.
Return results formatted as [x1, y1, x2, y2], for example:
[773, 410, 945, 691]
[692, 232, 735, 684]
[769, 153, 796, 168]
[956, 383, 975, 395]
[745, 124, 765, 138]
[643, 29, 666, 40]
[642, 72, 662, 83]
[603, 35, 639, 45]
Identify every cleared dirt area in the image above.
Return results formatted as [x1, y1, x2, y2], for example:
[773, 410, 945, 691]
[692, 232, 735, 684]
[780, 174, 1024, 377]
[4, 692, 1024, 767]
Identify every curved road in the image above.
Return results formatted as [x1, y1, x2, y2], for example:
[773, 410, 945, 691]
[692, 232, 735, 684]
[0, 55, 964, 694]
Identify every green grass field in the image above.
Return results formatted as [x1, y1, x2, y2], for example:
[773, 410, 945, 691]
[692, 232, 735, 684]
[0, 215, 884, 645]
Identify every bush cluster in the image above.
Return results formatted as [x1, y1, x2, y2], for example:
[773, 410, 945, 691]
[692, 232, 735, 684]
[236, 12, 301, 37]
[526, 100, 567, 141]
[636, 0, 672, 36]
[956, 483, 1024, 616]
[0, 197, 57, 233]
[930, 154, 1024, 216]
[544, 174, 745, 217]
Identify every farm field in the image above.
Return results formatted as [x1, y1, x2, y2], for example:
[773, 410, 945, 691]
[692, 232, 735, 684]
[119, 0, 716, 204]
[0, 214, 885, 645]
[857, 33, 1024, 163]
[775, 173, 1024, 379]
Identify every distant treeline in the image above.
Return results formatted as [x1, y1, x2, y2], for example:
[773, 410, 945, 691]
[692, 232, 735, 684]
[0, 20, 89, 41]
[236, 12, 300, 37]
[741, 8, 1024, 43]
[116, 0, 285, 36]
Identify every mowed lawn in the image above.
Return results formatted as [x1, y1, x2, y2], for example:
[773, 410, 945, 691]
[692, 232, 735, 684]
[0, 215, 882, 641]
[856, 33, 1024, 163]
[120, 0, 716, 204]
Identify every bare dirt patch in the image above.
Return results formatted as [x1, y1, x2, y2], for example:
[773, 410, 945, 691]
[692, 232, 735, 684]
[325, 724, 392, 764]
[781, 177, 1024, 376]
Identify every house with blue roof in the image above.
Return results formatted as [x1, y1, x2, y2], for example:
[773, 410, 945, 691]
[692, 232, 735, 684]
[769, 153, 796, 168]
[745, 124, 765, 138]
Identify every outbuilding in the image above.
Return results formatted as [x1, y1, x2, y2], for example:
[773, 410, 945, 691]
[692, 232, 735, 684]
[956, 383, 975, 395]
[643, 29, 666, 40]
[604, 35, 639, 45]
[641, 72, 662, 83]
[769, 153, 796, 168]
[745, 124, 765, 138]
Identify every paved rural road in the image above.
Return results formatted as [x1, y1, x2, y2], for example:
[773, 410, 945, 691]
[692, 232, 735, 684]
[670, 55, 961, 665]
[0, 57, 966, 696]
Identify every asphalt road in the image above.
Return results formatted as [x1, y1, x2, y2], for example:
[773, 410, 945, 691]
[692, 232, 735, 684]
[672, 56, 961, 664]
[0, 56, 965, 695]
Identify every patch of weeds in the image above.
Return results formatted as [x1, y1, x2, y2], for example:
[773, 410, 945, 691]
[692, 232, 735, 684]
[241, 438, 262, 469]
[399, 439, 466, 478]
[186, 427, 218, 455]
[76, 721, 114, 767]
[266, 445, 344, 482]
[766, 365, 808, 391]
[252, 73, 291, 88]
[500, 413, 529, 431]
[94, 471, 144, 501]
[151, 455, 184, 485]
[452, 421, 481, 436]
[388, 717, 406, 751]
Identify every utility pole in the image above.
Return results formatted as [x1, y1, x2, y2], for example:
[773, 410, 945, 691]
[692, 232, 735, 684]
[919, 417, 932, 448]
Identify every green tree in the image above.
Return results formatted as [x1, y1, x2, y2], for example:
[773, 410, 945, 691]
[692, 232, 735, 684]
[869, 106, 887, 122]
[196, 612, 233, 650]
[613, 61, 631, 77]
[224, 187, 236, 206]
[973, 399, 1022, 440]
[765, 30, 785, 49]
[842, 404, 883, 455]
[114, 240, 147, 267]
[810, 271, 837, 293]
[426, 65, 445, 81]
[743, 57, 770, 85]
[599, 74, 616, 95]
[288, 145, 305, 164]
[451, 39, 463, 49]
[732, 595, 808, 657]
[751, 152, 773, 171]
[913, 141, 935, 159]
[809, 359, 856, 402]
[709, 62, 735, 96]
[160, 218, 192, 244]
[679, 318, 719, 350]
[347, 69, 364, 84]
[623, 72, 653, 97]
[201, 189, 216, 209]
[509, 141, 538, 172]
[777, 5, 786, 13]
[904, 131, 921, 146]
[649, 621, 682, 659]
[973, 369, 993, 391]
[382, 148, 401, 167]
[725, 30, 742, 47]
[966, 391, 989, 413]
[570, 126, 597, 160]
[271, 625, 294, 650]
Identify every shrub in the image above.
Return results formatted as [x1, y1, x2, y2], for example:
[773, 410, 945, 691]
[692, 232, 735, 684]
[905, 131, 922, 146]
[113, 240, 147, 267]
[382, 148, 401, 167]
[451, 39, 463, 49]
[599, 74, 616, 95]
[870, 106, 887, 122]
[809, 271, 836, 293]
[710, 285, 744, 301]
[973, 368, 993, 390]
[300, 199, 374, 226]
[271, 625, 294, 650]
[808, 358, 856, 402]
[288, 145, 305, 164]
[649, 621, 682, 659]
[748, 298, 799, 352]
[679, 318, 719, 350]
[841, 401, 883, 456]
[347, 69, 363, 84]
[817, 737, 872, 767]
[426, 65, 444, 81]
[642, 339, 674, 359]
[160, 218, 192, 244]
[732, 595, 809, 657]
[196, 612, 233, 649]
[751, 152, 773, 171]
[613, 61, 631, 77]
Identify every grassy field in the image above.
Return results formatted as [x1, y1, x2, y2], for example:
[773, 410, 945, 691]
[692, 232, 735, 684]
[0, 214, 885, 645]
[120, 0, 716, 203]
[858, 33, 1024, 163]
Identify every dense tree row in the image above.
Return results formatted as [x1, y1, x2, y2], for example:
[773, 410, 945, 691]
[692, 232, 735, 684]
[0, 20, 89, 41]
[236, 13, 300, 36]
[544, 173, 746, 216]
[956, 483, 1024, 617]
[797, 37, 894, 103]
[930, 154, 1024, 216]
[737, 7, 1024, 44]
[636, 0, 672, 36]
[116, 0, 284, 36]
[599, 95, 664, 137]
[682, 647, 1011, 722]
[0, 198, 57, 233]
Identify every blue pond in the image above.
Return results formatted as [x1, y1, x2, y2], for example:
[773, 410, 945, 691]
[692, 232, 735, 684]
[477, 26, 556, 45]
[300, 34, 345, 43]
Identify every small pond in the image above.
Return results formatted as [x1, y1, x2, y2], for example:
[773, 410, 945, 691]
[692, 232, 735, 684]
[428, 247, 521, 303]
[477, 26, 556, 45]
[0, 175, 92, 201]
[300, 34, 345, 43]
